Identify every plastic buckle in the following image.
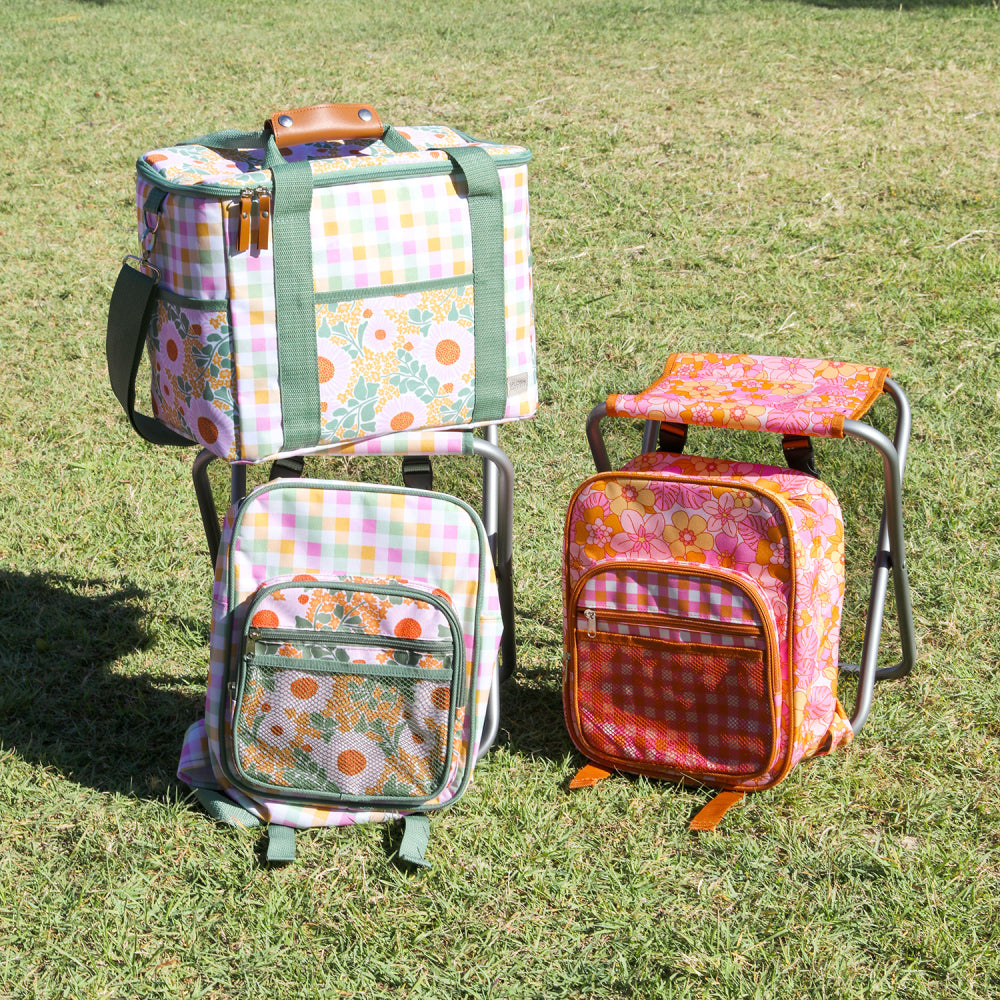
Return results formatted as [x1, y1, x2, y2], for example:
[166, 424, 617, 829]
[657, 421, 688, 454]
[268, 455, 305, 481]
[781, 435, 819, 478]
[401, 456, 433, 491]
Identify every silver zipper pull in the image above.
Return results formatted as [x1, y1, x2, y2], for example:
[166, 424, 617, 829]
[584, 609, 597, 637]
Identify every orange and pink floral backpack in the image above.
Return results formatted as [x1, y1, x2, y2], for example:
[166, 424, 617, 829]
[563, 352, 907, 830]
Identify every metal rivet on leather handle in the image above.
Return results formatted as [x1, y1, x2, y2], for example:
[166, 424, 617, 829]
[358, 108, 373, 122]
[278, 114, 293, 127]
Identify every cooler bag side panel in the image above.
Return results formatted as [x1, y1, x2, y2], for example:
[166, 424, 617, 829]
[137, 177, 240, 459]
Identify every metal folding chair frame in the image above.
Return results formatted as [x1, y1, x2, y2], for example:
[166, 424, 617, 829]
[191, 425, 515, 760]
[585, 378, 916, 735]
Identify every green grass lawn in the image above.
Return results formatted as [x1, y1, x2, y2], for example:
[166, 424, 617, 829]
[1, 0, 999, 996]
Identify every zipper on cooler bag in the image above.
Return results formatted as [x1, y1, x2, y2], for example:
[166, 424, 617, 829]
[233, 188, 271, 253]
[224, 577, 468, 807]
[567, 561, 781, 784]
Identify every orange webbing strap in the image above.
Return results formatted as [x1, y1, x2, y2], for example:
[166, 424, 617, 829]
[689, 790, 746, 832]
[569, 763, 613, 789]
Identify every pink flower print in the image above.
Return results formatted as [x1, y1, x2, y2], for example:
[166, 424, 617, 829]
[683, 456, 732, 477]
[662, 510, 715, 563]
[702, 491, 750, 538]
[803, 683, 836, 726]
[578, 488, 612, 519]
[573, 506, 621, 562]
[584, 517, 615, 550]
[685, 378, 733, 401]
[814, 360, 849, 380]
[610, 509, 670, 558]
[771, 357, 816, 381]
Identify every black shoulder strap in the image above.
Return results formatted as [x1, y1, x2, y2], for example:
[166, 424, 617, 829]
[106, 261, 193, 447]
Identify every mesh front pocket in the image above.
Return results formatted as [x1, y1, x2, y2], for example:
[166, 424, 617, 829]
[235, 652, 454, 799]
[227, 578, 464, 806]
[573, 633, 773, 779]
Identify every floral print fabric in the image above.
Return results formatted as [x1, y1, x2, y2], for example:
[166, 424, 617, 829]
[564, 452, 854, 792]
[234, 583, 457, 799]
[607, 353, 889, 439]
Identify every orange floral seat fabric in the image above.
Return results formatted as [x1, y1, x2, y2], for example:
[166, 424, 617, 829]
[606, 353, 889, 438]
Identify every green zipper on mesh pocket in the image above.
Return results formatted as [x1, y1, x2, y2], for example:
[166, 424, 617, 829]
[224, 577, 467, 807]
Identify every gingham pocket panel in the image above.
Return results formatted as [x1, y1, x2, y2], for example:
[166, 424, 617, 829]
[581, 569, 761, 626]
[138, 180, 228, 300]
[311, 175, 473, 294]
[229, 485, 486, 675]
[574, 633, 772, 777]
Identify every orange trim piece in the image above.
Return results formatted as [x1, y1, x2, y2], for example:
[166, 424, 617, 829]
[689, 790, 745, 832]
[569, 763, 613, 789]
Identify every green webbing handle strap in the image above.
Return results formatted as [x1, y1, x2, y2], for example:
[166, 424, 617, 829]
[181, 125, 415, 153]
[192, 788, 295, 863]
[192, 787, 263, 829]
[264, 135, 322, 453]
[266, 823, 296, 864]
[106, 260, 194, 448]
[436, 145, 508, 424]
[397, 813, 432, 868]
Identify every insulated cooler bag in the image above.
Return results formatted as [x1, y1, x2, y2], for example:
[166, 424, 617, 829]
[178, 475, 503, 865]
[107, 103, 536, 462]
[563, 353, 917, 831]
[564, 453, 854, 829]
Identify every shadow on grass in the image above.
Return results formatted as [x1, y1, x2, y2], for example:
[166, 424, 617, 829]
[497, 675, 574, 764]
[0, 569, 204, 799]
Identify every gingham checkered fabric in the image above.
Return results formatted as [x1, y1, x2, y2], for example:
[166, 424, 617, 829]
[581, 569, 761, 625]
[133, 125, 537, 462]
[575, 635, 770, 776]
[178, 479, 501, 829]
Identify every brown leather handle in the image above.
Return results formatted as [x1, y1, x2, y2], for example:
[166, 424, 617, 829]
[263, 103, 383, 146]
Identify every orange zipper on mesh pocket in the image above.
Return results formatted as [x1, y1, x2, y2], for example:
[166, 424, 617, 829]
[566, 562, 781, 787]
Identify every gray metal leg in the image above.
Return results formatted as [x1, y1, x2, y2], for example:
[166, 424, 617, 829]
[641, 418, 660, 454]
[473, 433, 516, 684]
[841, 378, 917, 733]
[586, 403, 613, 472]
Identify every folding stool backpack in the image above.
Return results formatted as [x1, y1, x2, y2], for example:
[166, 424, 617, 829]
[563, 353, 917, 830]
[178, 472, 502, 865]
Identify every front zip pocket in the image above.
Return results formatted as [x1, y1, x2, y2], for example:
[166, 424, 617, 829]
[227, 577, 465, 806]
[567, 564, 779, 782]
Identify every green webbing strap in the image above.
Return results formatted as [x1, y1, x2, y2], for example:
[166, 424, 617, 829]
[266, 136, 323, 453]
[193, 787, 263, 829]
[266, 823, 296, 864]
[381, 125, 417, 153]
[106, 261, 194, 448]
[437, 145, 507, 423]
[397, 814, 431, 868]
[179, 128, 268, 150]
